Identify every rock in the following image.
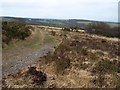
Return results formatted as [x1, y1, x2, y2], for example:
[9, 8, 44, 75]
[101, 39, 106, 43]
[27, 67, 37, 75]
[27, 66, 47, 85]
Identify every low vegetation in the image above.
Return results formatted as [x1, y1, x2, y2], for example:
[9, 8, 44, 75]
[3, 28, 120, 88]
[2, 24, 120, 88]
[2, 21, 32, 46]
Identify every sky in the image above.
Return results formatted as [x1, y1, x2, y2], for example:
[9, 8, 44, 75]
[0, 0, 119, 22]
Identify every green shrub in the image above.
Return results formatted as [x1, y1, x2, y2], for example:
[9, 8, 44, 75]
[2, 21, 32, 45]
[92, 60, 120, 74]
[55, 58, 70, 74]
[62, 27, 71, 31]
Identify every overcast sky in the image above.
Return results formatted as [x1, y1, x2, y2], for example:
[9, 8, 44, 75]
[0, 0, 119, 22]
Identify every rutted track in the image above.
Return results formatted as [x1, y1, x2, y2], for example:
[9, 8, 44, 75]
[2, 44, 55, 76]
[2, 27, 61, 76]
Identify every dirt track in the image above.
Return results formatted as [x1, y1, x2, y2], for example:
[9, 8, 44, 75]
[2, 27, 61, 76]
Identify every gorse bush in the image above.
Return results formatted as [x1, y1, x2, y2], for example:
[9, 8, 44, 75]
[2, 21, 32, 45]
[62, 27, 71, 31]
[55, 57, 70, 74]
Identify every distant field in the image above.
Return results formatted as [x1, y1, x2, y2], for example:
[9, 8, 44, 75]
[77, 21, 118, 28]
[107, 22, 118, 27]
[76, 21, 91, 25]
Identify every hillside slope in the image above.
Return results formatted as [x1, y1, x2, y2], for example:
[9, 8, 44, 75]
[2, 27, 120, 88]
[2, 17, 118, 29]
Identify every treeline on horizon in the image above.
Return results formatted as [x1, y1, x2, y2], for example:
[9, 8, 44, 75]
[86, 22, 120, 38]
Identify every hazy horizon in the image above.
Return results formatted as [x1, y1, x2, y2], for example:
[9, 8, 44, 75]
[0, 0, 119, 22]
[1, 15, 118, 23]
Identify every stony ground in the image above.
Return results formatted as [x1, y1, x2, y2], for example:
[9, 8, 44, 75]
[2, 26, 120, 88]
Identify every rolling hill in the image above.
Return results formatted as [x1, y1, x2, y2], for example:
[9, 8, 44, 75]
[1, 16, 118, 29]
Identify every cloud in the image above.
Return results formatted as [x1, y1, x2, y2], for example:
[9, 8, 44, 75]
[1, 0, 119, 4]
[0, 0, 119, 22]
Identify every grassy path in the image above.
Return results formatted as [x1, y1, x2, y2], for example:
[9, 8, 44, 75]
[2, 27, 61, 76]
